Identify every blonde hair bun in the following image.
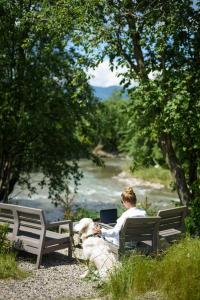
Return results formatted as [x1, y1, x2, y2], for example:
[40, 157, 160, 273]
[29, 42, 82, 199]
[124, 186, 134, 195]
[121, 186, 137, 204]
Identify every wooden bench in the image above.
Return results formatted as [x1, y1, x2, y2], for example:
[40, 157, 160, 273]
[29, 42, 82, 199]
[102, 217, 160, 257]
[0, 203, 73, 268]
[157, 206, 187, 247]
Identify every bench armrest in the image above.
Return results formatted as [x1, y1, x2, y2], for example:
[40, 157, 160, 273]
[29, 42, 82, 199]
[46, 220, 73, 233]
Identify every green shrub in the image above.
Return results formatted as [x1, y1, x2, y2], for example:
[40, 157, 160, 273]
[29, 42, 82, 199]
[104, 238, 200, 300]
[137, 197, 157, 216]
[185, 197, 200, 235]
[0, 224, 11, 254]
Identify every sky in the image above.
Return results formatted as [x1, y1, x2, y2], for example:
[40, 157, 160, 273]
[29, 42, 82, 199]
[88, 59, 125, 87]
[88, 59, 161, 87]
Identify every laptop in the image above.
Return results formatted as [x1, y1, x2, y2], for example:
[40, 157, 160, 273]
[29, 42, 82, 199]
[100, 208, 118, 225]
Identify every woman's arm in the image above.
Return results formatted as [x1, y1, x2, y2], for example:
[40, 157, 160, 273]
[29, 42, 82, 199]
[100, 213, 126, 238]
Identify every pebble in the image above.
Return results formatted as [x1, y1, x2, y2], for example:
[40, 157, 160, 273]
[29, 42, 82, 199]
[0, 250, 99, 300]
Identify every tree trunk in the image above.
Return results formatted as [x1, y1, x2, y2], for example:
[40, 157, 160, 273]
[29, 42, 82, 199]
[159, 132, 191, 206]
[0, 177, 18, 203]
[0, 154, 18, 203]
[188, 149, 198, 200]
[0, 159, 11, 203]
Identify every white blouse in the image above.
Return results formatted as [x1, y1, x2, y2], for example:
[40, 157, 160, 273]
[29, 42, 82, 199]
[101, 207, 147, 246]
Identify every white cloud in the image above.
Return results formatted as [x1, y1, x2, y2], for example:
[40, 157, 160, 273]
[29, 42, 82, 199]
[89, 60, 163, 87]
[88, 60, 125, 87]
[148, 70, 162, 80]
[88, 59, 140, 88]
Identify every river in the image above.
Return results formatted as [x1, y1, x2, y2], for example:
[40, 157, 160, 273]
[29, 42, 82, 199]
[9, 158, 179, 221]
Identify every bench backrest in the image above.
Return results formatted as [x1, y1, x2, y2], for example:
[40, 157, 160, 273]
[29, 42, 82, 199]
[157, 206, 187, 232]
[0, 203, 46, 237]
[119, 217, 160, 252]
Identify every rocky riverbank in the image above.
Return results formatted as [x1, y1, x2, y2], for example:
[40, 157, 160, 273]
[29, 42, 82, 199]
[113, 171, 164, 189]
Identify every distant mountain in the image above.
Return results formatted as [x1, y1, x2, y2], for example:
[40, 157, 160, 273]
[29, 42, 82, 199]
[92, 85, 123, 100]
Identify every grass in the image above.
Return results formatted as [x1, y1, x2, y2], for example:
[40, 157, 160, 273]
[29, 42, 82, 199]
[103, 237, 200, 300]
[131, 166, 172, 187]
[0, 252, 28, 280]
[64, 207, 99, 221]
[0, 224, 29, 280]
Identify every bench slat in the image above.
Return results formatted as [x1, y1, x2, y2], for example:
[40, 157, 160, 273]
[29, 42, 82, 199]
[18, 212, 41, 221]
[19, 220, 42, 230]
[159, 222, 183, 231]
[0, 212, 14, 218]
[15, 235, 40, 247]
[159, 229, 182, 237]
[123, 235, 153, 242]
[15, 244, 40, 255]
[159, 215, 182, 224]
[158, 207, 187, 217]
[0, 216, 14, 223]
[42, 242, 71, 254]
[45, 236, 70, 246]
[0, 208, 13, 214]
[19, 225, 41, 235]
[123, 227, 156, 234]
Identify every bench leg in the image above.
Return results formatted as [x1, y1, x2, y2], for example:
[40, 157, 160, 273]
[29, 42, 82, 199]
[36, 252, 43, 269]
[68, 244, 72, 259]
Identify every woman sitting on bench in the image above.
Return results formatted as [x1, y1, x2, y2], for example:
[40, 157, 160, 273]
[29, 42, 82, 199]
[93, 186, 147, 246]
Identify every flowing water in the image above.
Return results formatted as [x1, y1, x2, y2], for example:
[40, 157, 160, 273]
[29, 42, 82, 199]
[10, 158, 179, 221]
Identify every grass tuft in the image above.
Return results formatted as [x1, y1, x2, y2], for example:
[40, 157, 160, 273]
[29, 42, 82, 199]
[0, 253, 28, 279]
[104, 238, 200, 300]
[159, 238, 200, 300]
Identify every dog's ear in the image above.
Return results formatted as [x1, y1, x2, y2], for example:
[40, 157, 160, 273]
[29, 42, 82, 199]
[74, 223, 81, 232]
[74, 218, 93, 233]
[74, 223, 88, 233]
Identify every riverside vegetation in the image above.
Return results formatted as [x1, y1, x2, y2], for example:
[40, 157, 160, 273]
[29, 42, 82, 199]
[131, 167, 172, 188]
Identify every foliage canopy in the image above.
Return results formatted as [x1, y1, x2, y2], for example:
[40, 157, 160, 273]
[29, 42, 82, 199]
[0, 0, 97, 202]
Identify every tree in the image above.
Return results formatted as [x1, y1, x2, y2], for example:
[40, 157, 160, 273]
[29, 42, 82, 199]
[77, 0, 200, 206]
[92, 91, 129, 153]
[0, 0, 96, 203]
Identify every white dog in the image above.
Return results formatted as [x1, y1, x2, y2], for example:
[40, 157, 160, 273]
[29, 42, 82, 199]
[74, 218, 117, 279]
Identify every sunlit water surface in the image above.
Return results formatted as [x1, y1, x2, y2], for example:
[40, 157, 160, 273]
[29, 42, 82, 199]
[10, 158, 178, 221]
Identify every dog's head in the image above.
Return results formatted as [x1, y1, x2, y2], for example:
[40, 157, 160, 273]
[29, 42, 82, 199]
[74, 218, 95, 239]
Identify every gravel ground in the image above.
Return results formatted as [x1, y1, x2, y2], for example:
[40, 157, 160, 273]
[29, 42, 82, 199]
[0, 250, 100, 300]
